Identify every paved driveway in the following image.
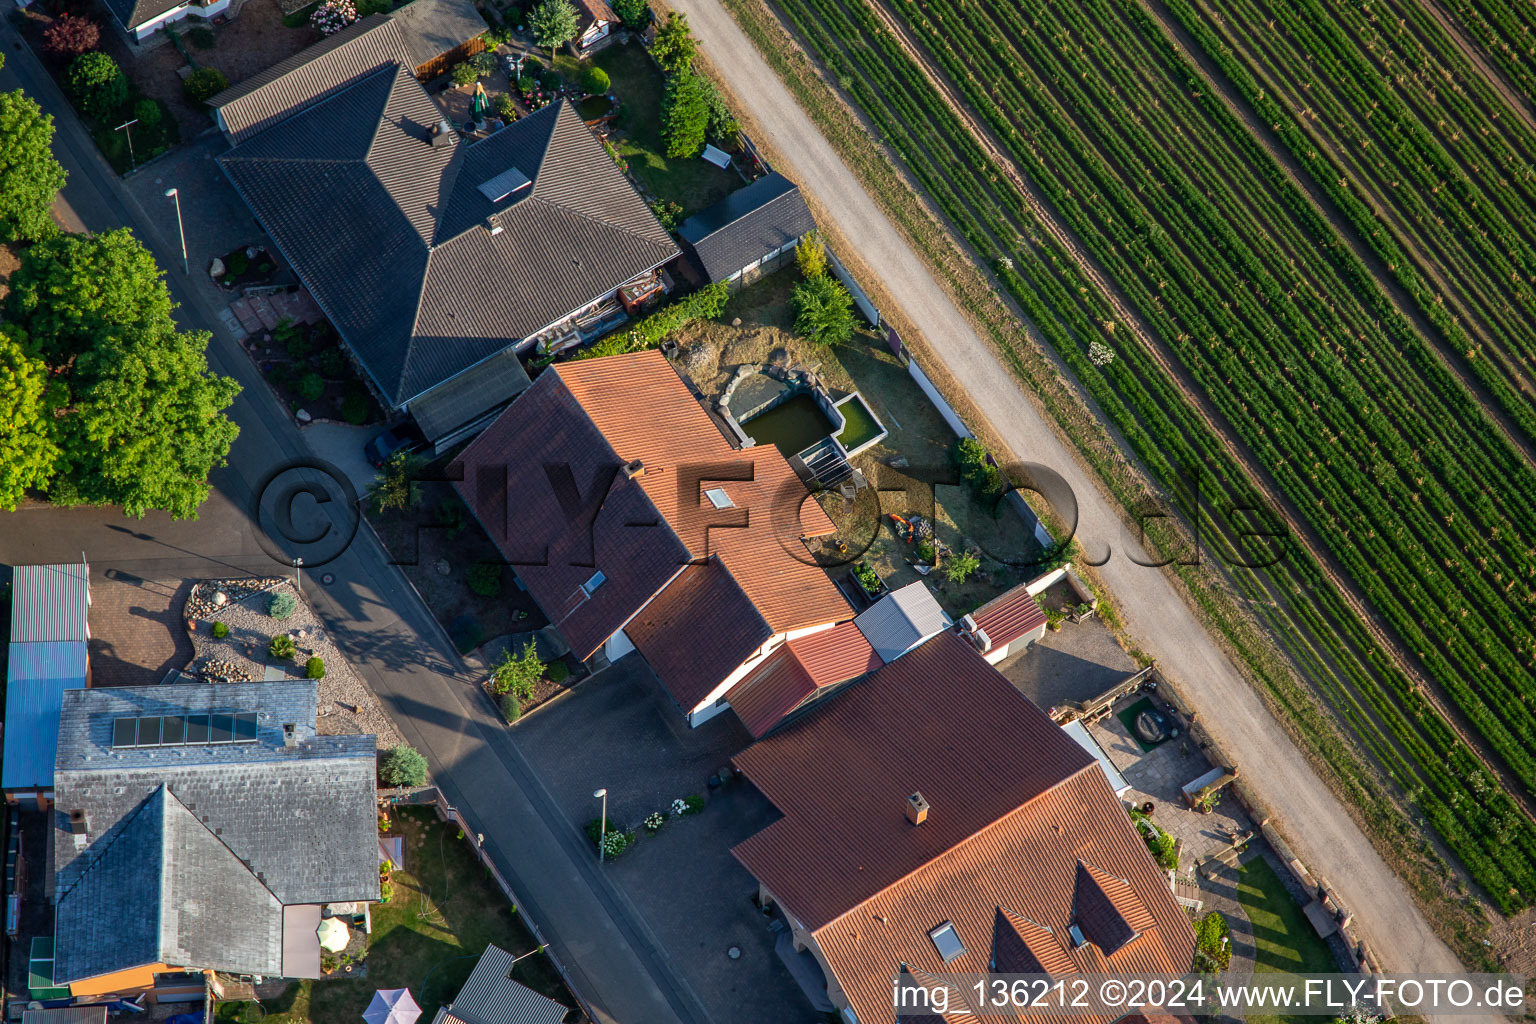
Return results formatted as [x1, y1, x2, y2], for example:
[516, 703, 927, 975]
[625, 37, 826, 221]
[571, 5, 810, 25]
[662, 0, 1476, 999]
[996, 618, 1136, 713]
[512, 657, 822, 1024]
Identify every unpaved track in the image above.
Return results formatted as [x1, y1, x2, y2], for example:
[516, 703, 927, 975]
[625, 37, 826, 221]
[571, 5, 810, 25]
[668, 0, 1483, 1002]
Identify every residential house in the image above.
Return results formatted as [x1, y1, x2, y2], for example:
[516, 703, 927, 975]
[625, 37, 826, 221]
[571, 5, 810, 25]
[454, 350, 852, 725]
[99, 0, 230, 44]
[3, 564, 91, 809]
[676, 172, 816, 288]
[214, 24, 676, 449]
[571, 0, 619, 55]
[732, 630, 1196, 1023]
[959, 578, 1048, 664]
[47, 681, 378, 1000]
[430, 944, 569, 1024]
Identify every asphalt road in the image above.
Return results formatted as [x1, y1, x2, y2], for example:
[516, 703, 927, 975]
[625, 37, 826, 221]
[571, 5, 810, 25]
[663, 0, 1482, 1005]
[0, 23, 706, 1024]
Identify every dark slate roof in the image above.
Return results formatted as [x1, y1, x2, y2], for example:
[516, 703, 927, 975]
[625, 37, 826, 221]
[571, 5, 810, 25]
[676, 172, 815, 282]
[222, 88, 677, 408]
[53, 682, 378, 929]
[389, 0, 490, 71]
[438, 944, 569, 1024]
[408, 346, 531, 442]
[54, 786, 285, 984]
[209, 16, 412, 143]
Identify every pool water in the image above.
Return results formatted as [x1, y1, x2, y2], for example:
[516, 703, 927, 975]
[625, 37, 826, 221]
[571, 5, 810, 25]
[577, 96, 615, 121]
[835, 397, 883, 452]
[742, 394, 836, 457]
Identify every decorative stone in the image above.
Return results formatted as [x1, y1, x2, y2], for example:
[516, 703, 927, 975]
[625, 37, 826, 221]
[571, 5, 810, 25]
[887, 455, 910, 469]
[209, 257, 226, 279]
[436, 559, 451, 576]
[727, 945, 741, 959]
[246, 246, 259, 259]
[295, 409, 312, 423]
[730, 317, 742, 327]
[213, 591, 228, 607]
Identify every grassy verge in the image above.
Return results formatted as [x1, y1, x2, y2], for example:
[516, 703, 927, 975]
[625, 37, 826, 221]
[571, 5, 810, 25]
[711, 0, 1496, 968]
[253, 808, 570, 1022]
[591, 41, 740, 213]
[1236, 856, 1340, 1024]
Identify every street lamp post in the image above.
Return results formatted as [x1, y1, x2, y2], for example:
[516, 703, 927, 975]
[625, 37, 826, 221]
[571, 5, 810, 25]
[293, 556, 304, 595]
[164, 188, 188, 275]
[593, 788, 608, 862]
[114, 118, 138, 171]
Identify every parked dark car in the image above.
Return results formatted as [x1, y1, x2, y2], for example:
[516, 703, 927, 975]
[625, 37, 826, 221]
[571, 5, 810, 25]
[364, 423, 427, 468]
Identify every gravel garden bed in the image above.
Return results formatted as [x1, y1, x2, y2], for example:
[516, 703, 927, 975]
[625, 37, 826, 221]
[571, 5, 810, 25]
[186, 579, 404, 748]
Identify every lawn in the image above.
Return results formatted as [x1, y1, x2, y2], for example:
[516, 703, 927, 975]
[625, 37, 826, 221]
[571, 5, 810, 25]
[241, 807, 571, 1023]
[1235, 856, 1339, 1024]
[589, 41, 741, 213]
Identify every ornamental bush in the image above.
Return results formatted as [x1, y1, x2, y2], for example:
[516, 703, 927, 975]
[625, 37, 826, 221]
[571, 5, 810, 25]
[490, 640, 543, 700]
[211, 621, 229, 639]
[268, 590, 297, 620]
[43, 15, 100, 59]
[795, 230, 827, 279]
[305, 656, 325, 679]
[466, 560, 502, 597]
[450, 61, 479, 87]
[310, 0, 358, 35]
[379, 744, 429, 787]
[791, 274, 856, 346]
[269, 634, 296, 659]
[492, 93, 516, 120]
[316, 346, 348, 377]
[500, 693, 521, 723]
[183, 67, 230, 104]
[67, 53, 127, 122]
[132, 98, 162, 129]
[297, 371, 324, 402]
[579, 65, 609, 95]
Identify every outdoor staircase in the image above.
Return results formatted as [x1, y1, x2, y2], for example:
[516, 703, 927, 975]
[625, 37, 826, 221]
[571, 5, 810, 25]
[797, 437, 854, 487]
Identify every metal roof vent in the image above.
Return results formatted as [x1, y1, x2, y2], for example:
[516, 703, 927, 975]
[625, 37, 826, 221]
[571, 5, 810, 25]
[906, 791, 929, 826]
[431, 119, 454, 148]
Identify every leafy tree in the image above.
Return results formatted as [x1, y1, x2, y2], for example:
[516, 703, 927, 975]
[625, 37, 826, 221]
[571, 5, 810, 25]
[67, 52, 126, 122]
[650, 12, 696, 75]
[795, 229, 827, 279]
[611, 0, 647, 29]
[367, 450, 422, 514]
[182, 67, 229, 104]
[0, 330, 59, 510]
[42, 14, 99, 59]
[944, 550, 980, 584]
[528, 0, 579, 62]
[6, 231, 239, 518]
[0, 91, 65, 244]
[491, 640, 545, 700]
[660, 71, 708, 158]
[379, 744, 429, 787]
[697, 74, 737, 145]
[449, 61, 479, 87]
[579, 65, 609, 95]
[791, 274, 856, 345]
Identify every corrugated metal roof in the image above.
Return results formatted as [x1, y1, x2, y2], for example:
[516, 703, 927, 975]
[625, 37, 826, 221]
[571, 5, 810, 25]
[10, 564, 90, 643]
[408, 348, 532, 443]
[677, 173, 816, 283]
[730, 632, 1193, 1024]
[624, 560, 771, 712]
[210, 17, 411, 142]
[388, 0, 489, 71]
[22, 1007, 106, 1024]
[222, 95, 677, 407]
[728, 621, 880, 738]
[445, 944, 569, 1024]
[2, 641, 87, 792]
[968, 580, 1047, 652]
[852, 581, 950, 662]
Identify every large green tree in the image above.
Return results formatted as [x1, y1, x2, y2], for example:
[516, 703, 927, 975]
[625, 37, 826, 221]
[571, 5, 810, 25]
[0, 90, 65, 243]
[527, 0, 579, 62]
[8, 229, 241, 519]
[650, 12, 696, 75]
[660, 71, 709, 158]
[0, 329, 59, 511]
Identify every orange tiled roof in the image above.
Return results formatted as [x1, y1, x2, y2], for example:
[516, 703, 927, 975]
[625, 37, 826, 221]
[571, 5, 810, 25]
[728, 621, 881, 737]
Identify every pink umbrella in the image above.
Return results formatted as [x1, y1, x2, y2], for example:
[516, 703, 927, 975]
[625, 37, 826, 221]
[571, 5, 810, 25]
[363, 989, 421, 1024]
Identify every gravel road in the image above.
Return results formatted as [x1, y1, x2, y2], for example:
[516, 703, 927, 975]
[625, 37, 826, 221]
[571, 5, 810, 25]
[663, 0, 1481, 1001]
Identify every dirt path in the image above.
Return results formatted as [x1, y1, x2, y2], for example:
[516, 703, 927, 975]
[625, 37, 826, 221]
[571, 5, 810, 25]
[666, 0, 1485, 1002]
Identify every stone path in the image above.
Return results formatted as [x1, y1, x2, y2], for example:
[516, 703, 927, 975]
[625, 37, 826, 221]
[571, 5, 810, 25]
[226, 288, 323, 340]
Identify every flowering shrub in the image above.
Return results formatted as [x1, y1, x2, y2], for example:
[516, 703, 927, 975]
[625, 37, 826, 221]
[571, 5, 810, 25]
[311, 0, 358, 35]
[644, 811, 665, 832]
[600, 830, 632, 858]
[671, 798, 687, 816]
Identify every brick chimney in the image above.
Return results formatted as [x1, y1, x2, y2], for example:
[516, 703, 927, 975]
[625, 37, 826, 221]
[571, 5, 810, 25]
[68, 809, 88, 836]
[906, 792, 929, 826]
[283, 723, 298, 749]
[623, 459, 645, 479]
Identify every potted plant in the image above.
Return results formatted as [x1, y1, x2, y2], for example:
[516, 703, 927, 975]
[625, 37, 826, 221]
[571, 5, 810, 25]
[852, 562, 884, 598]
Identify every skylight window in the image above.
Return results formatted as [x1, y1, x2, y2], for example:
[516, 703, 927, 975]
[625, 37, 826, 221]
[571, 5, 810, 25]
[705, 487, 734, 509]
[1068, 924, 1088, 949]
[581, 571, 607, 596]
[928, 921, 965, 963]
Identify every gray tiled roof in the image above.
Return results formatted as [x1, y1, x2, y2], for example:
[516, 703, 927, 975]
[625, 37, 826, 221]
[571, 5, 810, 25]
[54, 786, 285, 984]
[221, 83, 678, 408]
[52, 681, 378, 981]
[676, 173, 815, 282]
[209, 16, 412, 143]
[442, 944, 570, 1024]
[389, 0, 489, 71]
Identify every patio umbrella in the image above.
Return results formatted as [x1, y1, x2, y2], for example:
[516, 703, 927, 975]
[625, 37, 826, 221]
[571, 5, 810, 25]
[317, 917, 350, 953]
[363, 989, 422, 1024]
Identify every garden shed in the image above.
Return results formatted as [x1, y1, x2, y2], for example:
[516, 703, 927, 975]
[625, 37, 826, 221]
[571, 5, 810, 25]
[676, 172, 816, 287]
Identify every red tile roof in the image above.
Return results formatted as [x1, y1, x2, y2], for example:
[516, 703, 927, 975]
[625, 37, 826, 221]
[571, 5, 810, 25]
[623, 559, 771, 711]
[727, 621, 882, 737]
[967, 582, 1047, 653]
[731, 632, 1194, 1024]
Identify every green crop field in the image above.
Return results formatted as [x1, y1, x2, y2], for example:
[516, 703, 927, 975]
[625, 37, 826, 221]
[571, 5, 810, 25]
[747, 0, 1536, 920]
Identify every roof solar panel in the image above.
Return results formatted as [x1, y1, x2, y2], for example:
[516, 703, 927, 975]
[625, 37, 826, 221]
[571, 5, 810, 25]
[475, 165, 531, 203]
